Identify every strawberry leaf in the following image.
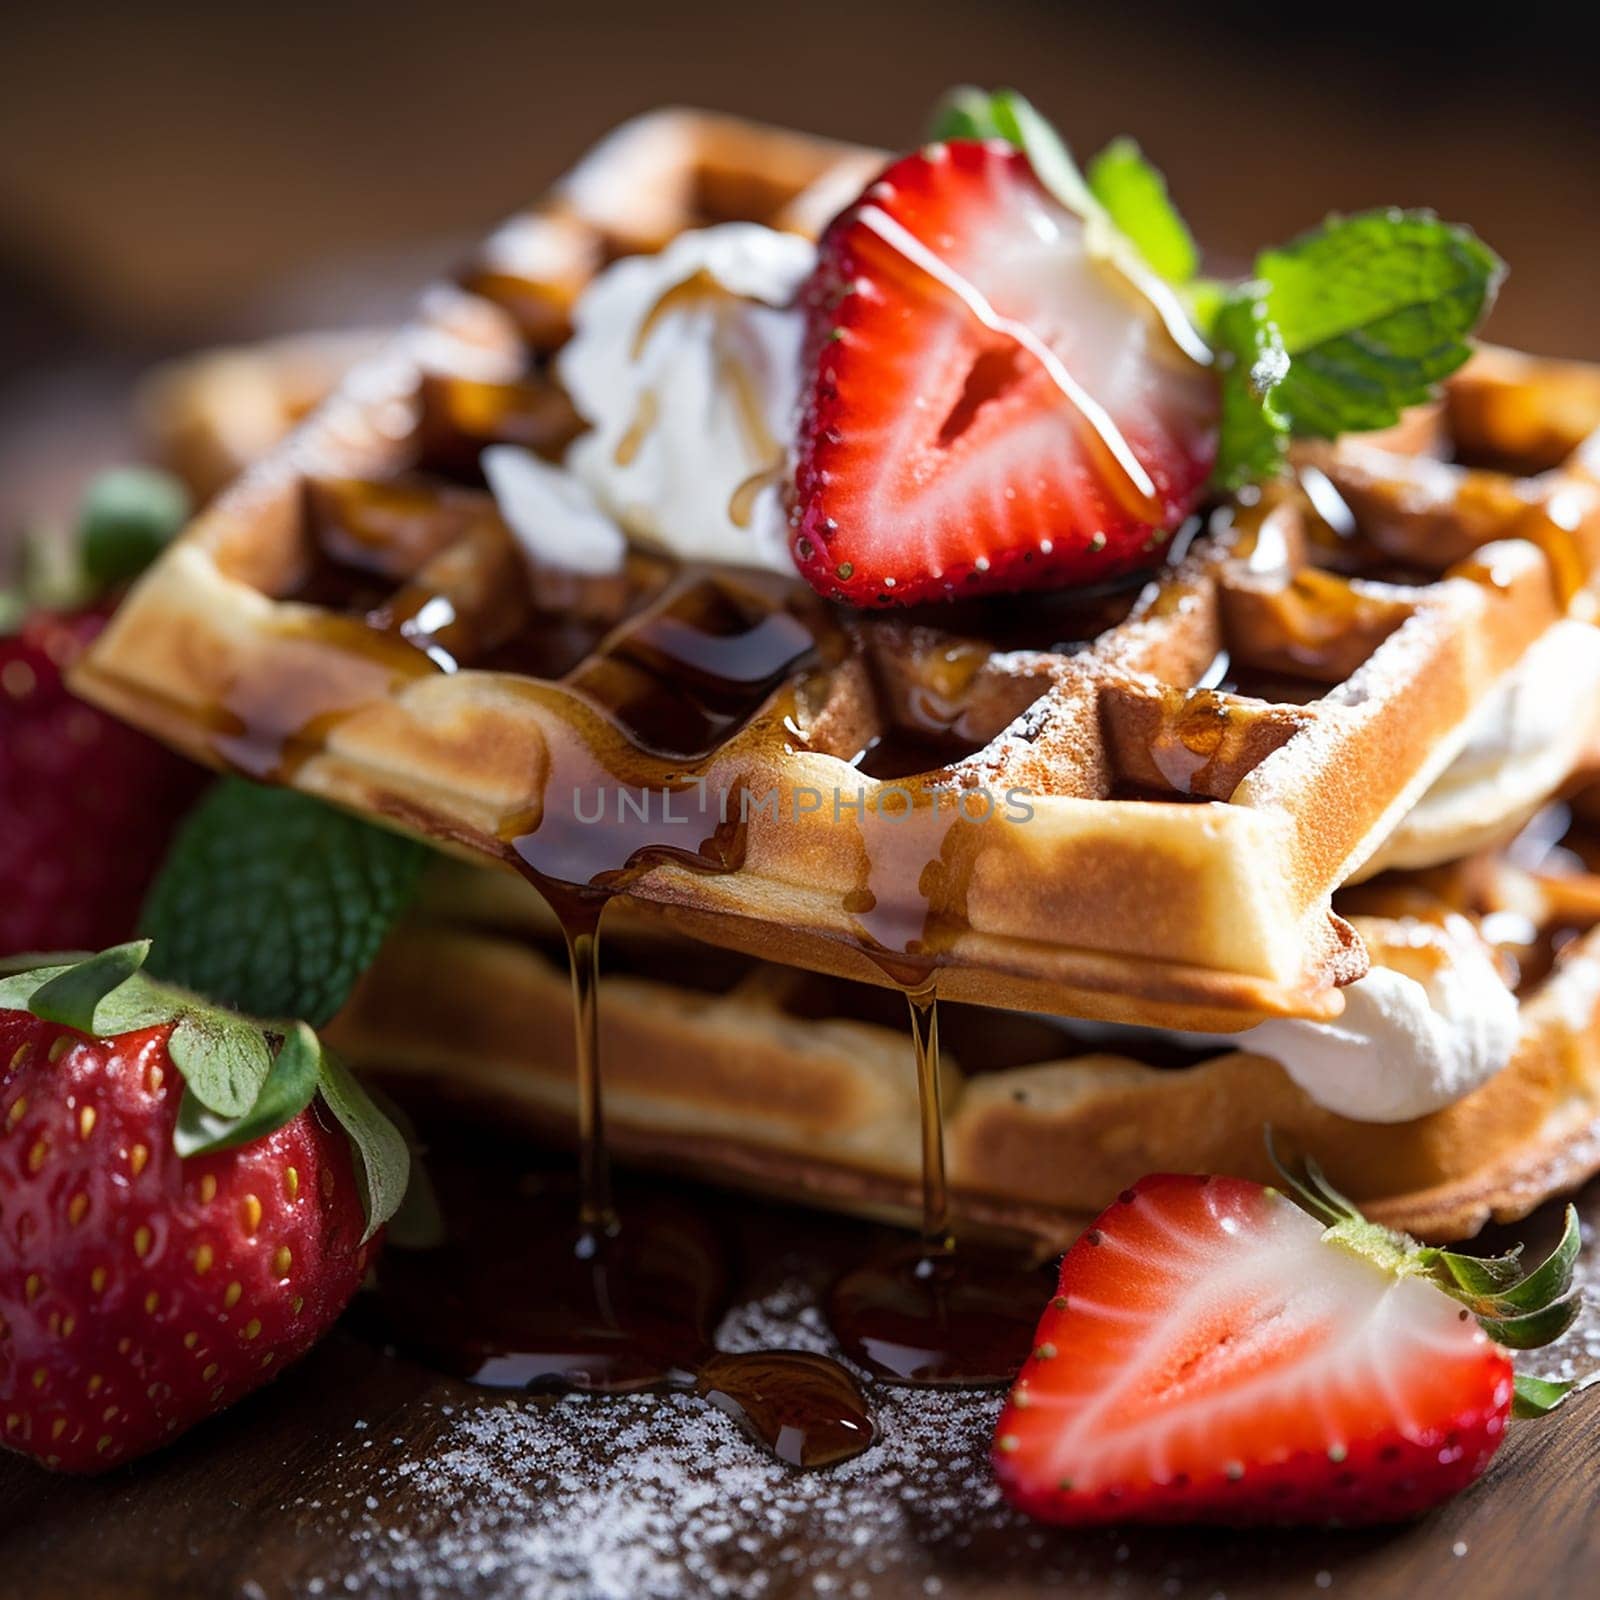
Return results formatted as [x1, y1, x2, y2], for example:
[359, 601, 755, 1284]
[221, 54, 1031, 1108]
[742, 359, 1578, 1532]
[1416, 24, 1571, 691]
[141, 779, 429, 1028]
[1473, 1291, 1582, 1350]
[1512, 1373, 1576, 1419]
[1435, 1246, 1527, 1297]
[925, 84, 1007, 142]
[1491, 1205, 1581, 1313]
[23, 941, 152, 1032]
[315, 1046, 411, 1242]
[1086, 138, 1199, 286]
[174, 1022, 322, 1155]
[82, 973, 193, 1035]
[2, 944, 187, 1037]
[0, 961, 78, 1009]
[168, 1007, 274, 1117]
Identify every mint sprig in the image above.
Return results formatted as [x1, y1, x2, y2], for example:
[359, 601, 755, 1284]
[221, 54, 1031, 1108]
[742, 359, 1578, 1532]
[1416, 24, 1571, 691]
[0, 943, 409, 1239]
[140, 778, 429, 1029]
[79, 467, 191, 590]
[1085, 137, 1199, 287]
[921, 88, 1505, 490]
[1211, 293, 1291, 490]
[2, 466, 190, 631]
[1248, 209, 1504, 439]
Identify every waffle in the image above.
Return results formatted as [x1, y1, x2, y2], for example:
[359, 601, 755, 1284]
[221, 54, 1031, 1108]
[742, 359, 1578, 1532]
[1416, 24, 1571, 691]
[326, 795, 1600, 1242]
[75, 109, 1600, 1030]
[137, 330, 389, 502]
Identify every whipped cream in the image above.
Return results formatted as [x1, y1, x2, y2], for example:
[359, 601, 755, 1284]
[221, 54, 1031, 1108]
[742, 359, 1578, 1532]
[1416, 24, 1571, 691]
[481, 445, 625, 576]
[1369, 620, 1600, 873]
[1244, 915, 1519, 1121]
[1048, 914, 1519, 1122]
[556, 223, 814, 573]
[1452, 622, 1600, 773]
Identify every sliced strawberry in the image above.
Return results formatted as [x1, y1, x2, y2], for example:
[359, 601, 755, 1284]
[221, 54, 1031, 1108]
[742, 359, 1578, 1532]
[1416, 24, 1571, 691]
[793, 141, 1218, 607]
[993, 1172, 1576, 1527]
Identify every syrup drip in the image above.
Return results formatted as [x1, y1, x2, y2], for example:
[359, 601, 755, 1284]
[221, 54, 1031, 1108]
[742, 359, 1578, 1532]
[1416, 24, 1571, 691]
[908, 983, 953, 1257]
[693, 1351, 875, 1471]
[728, 461, 785, 530]
[828, 809, 1053, 1385]
[626, 268, 789, 532]
[359, 571, 875, 1465]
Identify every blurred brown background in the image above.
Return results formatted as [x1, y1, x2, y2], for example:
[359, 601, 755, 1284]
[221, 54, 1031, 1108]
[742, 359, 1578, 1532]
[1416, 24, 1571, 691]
[2, 0, 1597, 518]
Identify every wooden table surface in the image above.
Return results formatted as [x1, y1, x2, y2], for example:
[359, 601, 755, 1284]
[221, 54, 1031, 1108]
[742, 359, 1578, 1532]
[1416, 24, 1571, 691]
[1, 1134, 1597, 1600]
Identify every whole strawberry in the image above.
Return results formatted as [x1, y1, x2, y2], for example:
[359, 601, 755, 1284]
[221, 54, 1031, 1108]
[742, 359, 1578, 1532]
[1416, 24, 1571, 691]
[995, 1164, 1580, 1527]
[1, 468, 203, 959]
[1, 611, 203, 957]
[0, 944, 409, 1472]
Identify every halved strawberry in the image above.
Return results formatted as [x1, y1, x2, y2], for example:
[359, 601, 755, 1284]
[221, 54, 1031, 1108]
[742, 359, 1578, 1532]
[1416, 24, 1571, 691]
[792, 140, 1219, 607]
[994, 1169, 1579, 1527]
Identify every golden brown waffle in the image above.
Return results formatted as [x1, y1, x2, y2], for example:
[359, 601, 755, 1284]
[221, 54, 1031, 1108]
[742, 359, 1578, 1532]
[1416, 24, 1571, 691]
[137, 330, 389, 502]
[76, 109, 1600, 1029]
[328, 797, 1600, 1243]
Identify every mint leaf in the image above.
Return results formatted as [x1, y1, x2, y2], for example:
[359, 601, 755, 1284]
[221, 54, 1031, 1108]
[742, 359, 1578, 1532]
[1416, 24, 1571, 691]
[1211, 291, 1291, 490]
[316, 1045, 412, 1241]
[78, 467, 190, 590]
[141, 779, 429, 1027]
[1256, 209, 1504, 439]
[175, 1020, 322, 1156]
[1086, 138, 1198, 285]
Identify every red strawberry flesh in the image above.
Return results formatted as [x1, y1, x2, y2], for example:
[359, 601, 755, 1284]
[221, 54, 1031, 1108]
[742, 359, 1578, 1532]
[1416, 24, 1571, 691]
[794, 141, 1218, 606]
[994, 1174, 1513, 1526]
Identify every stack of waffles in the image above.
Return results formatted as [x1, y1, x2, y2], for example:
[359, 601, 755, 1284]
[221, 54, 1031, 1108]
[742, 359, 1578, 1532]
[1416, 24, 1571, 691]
[86, 110, 1600, 1243]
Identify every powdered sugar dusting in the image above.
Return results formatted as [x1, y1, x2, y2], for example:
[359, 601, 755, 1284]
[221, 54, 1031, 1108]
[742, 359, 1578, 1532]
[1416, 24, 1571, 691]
[300, 1274, 1012, 1598]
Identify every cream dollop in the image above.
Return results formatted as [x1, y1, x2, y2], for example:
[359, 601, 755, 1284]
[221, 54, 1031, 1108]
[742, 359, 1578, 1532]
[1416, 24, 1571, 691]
[481, 444, 625, 576]
[557, 223, 814, 573]
[1044, 913, 1519, 1122]
[1368, 621, 1600, 874]
[1244, 915, 1519, 1122]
